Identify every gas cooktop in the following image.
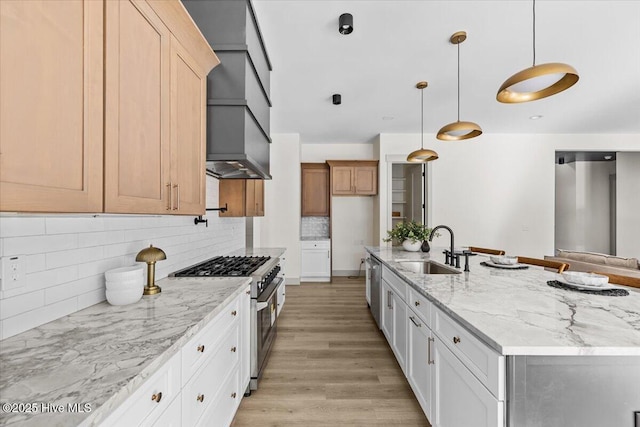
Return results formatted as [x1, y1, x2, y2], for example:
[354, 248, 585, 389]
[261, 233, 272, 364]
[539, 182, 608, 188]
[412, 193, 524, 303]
[172, 256, 271, 277]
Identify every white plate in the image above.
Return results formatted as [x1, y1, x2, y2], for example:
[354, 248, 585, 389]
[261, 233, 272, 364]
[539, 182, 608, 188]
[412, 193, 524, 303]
[556, 279, 624, 291]
[484, 261, 526, 269]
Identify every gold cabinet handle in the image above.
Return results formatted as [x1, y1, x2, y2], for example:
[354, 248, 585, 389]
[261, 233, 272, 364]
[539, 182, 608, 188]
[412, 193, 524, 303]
[231, 346, 237, 353]
[151, 392, 162, 403]
[414, 301, 420, 306]
[231, 310, 237, 316]
[428, 337, 434, 365]
[197, 394, 205, 403]
[453, 336, 461, 344]
[231, 392, 237, 398]
[166, 183, 172, 210]
[173, 184, 179, 210]
[197, 345, 205, 353]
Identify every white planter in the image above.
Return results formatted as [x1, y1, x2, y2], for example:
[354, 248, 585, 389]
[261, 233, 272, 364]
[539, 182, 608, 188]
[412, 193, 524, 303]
[402, 239, 422, 252]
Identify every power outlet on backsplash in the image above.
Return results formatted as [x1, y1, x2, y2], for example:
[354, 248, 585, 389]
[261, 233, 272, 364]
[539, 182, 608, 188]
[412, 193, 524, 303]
[0, 255, 26, 291]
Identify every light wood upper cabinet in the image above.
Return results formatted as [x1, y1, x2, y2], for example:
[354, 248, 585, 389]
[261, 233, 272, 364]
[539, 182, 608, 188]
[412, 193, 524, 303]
[301, 163, 329, 216]
[1, 0, 218, 215]
[0, 0, 104, 213]
[219, 180, 264, 217]
[327, 160, 379, 196]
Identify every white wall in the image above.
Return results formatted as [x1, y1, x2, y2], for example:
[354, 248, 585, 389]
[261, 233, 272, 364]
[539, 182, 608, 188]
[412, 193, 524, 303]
[377, 133, 640, 258]
[301, 143, 375, 274]
[257, 134, 302, 283]
[616, 152, 640, 260]
[0, 177, 245, 339]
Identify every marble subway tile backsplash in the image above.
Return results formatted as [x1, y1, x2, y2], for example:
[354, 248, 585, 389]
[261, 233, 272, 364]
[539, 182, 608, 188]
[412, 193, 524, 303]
[0, 177, 245, 340]
[301, 216, 329, 238]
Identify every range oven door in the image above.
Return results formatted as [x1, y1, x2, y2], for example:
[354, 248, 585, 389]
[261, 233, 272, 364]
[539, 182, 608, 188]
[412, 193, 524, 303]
[254, 276, 281, 383]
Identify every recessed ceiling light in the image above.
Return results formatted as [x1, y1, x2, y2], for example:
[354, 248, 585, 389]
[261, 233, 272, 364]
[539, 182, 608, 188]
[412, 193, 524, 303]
[604, 155, 613, 160]
[382, 116, 394, 121]
[529, 115, 543, 120]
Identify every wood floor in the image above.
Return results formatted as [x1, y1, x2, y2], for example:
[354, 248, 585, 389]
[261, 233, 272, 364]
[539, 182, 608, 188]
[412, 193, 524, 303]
[231, 277, 431, 427]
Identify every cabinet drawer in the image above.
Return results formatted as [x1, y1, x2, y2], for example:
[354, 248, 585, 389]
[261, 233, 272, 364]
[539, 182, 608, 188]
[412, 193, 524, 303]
[182, 323, 241, 426]
[182, 295, 240, 385]
[301, 240, 330, 250]
[196, 367, 241, 427]
[408, 288, 432, 327]
[143, 391, 181, 427]
[382, 266, 408, 303]
[101, 351, 181, 427]
[433, 307, 504, 400]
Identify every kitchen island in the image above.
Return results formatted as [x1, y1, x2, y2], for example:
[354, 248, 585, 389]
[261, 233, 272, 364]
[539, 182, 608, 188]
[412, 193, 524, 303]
[366, 246, 640, 427]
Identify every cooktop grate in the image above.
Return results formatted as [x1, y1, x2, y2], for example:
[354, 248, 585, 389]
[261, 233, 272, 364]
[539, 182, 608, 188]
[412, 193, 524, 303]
[173, 256, 271, 277]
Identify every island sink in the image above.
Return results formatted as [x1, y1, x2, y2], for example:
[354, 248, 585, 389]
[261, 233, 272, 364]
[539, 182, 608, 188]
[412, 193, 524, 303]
[395, 260, 461, 275]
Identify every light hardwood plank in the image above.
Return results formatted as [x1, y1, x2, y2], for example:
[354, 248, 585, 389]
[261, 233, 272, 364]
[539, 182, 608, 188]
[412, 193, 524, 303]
[231, 278, 430, 427]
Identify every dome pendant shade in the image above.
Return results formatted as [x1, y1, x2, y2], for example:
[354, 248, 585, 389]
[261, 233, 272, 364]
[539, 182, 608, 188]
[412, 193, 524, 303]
[496, 62, 579, 103]
[407, 148, 439, 162]
[436, 120, 483, 141]
[406, 81, 438, 163]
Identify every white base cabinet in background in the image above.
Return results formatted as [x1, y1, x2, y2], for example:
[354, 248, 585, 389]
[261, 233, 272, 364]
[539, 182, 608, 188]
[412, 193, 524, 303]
[301, 240, 331, 282]
[98, 285, 250, 427]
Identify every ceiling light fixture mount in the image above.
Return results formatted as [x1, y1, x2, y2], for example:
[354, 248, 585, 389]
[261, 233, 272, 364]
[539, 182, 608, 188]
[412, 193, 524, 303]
[497, 0, 579, 103]
[437, 31, 482, 141]
[339, 13, 353, 35]
[407, 81, 439, 163]
[332, 94, 341, 105]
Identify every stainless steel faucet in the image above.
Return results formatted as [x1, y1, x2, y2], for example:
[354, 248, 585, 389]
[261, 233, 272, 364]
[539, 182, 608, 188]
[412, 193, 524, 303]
[429, 225, 455, 267]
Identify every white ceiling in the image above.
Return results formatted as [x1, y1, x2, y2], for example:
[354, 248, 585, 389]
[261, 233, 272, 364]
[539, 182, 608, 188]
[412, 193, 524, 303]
[252, 0, 640, 144]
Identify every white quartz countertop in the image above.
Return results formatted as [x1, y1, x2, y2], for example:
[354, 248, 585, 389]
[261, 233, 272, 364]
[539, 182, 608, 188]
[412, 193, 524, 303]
[367, 246, 640, 356]
[0, 276, 251, 427]
[227, 247, 286, 258]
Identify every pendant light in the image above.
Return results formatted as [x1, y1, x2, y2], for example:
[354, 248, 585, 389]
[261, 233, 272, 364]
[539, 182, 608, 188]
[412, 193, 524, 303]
[437, 31, 482, 141]
[407, 81, 438, 163]
[497, 0, 578, 103]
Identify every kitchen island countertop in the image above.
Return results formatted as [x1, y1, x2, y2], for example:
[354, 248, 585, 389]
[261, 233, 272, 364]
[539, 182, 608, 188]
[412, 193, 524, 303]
[367, 246, 640, 356]
[0, 276, 251, 427]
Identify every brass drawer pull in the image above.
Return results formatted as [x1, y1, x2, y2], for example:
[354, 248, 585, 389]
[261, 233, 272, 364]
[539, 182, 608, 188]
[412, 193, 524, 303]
[197, 345, 205, 353]
[231, 392, 237, 398]
[414, 301, 420, 306]
[166, 183, 172, 210]
[409, 316, 421, 328]
[231, 346, 237, 353]
[428, 337, 434, 365]
[151, 392, 162, 403]
[246, 290, 251, 295]
[197, 394, 205, 403]
[231, 310, 237, 316]
[453, 336, 461, 344]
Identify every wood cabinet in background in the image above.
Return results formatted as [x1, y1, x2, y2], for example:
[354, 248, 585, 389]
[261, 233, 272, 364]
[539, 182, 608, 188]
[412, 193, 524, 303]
[0, 0, 104, 213]
[219, 180, 264, 217]
[326, 160, 378, 196]
[0, 0, 218, 215]
[301, 163, 329, 216]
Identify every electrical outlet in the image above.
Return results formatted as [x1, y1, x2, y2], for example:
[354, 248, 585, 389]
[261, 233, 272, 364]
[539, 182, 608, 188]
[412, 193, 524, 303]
[1, 255, 26, 291]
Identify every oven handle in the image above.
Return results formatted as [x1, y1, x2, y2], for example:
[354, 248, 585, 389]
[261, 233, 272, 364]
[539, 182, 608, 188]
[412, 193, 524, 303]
[256, 277, 281, 311]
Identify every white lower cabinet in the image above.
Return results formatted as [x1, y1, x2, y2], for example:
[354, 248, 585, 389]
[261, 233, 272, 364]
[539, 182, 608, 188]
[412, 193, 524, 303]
[378, 266, 505, 427]
[432, 336, 503, 427]
[407, 310, 433, 421]
[300, 240, 331, 281]
[100, 284, 250, 427]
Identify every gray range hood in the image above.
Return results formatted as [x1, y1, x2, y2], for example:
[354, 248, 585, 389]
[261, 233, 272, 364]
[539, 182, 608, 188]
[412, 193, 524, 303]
[184, 0, 272, 180]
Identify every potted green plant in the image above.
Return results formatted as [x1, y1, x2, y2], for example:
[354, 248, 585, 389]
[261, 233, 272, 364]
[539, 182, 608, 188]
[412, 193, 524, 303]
[383, 221, 435, 252]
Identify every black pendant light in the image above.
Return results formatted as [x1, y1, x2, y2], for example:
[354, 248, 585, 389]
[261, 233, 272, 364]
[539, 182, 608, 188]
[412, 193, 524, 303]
[339, 13, 353, 35]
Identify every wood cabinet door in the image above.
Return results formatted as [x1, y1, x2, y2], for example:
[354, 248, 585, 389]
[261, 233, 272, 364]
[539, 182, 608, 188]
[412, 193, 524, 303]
[407, 311, 434, 422]
[432, 336, 503, 427]
[245, 180, 257, 217]
[301, 166, 329, 216]
[354, 166, 377, 195]
[104, 0, 171, 214]
[331, 166, 354, 195]
[0, 0, 103, 213]
[219, 180, 246, 217]
[254, 179, 265, 216]
[170, 36, 206, 215]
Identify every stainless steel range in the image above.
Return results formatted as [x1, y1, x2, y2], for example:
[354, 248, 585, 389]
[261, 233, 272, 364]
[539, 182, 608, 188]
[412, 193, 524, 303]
[172, 255, 281, 391]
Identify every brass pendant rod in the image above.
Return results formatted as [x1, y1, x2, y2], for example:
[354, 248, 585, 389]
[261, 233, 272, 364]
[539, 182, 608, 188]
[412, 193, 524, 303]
[421, 87, 424, 149]
[457, 42, 461, 122]
[532, 0, 537, 66]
